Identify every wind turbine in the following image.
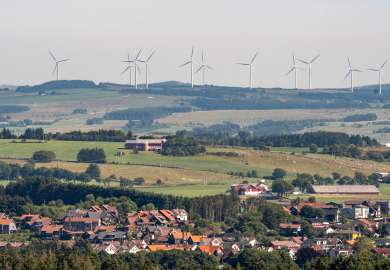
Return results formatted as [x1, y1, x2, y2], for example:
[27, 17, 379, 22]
[367, 59, 388, 95]
[179, 47, 196, 88]
[121, 53, 134, 86]
[237, 52, 258, 89]
[140, 50, 156, 89]
[195, 51, 213, 86]
[297, 54, 320, 89]
[124, 49, 143, 89]
[49, 51, 70, 81]
[286, 53, 301, 89]
[344, 57, 362, 92]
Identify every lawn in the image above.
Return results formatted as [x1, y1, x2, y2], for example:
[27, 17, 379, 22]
[136, 183, 231, 197]
[1, 140, 389, 179]
[290, 183, 390, 203]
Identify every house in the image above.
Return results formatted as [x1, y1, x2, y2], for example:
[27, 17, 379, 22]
[289, 202, 340, 222]
[92, 231, 127, 243]
[171, 209, 188, 222]
[231, 183, 268, 196]
[376, 201, 390, 215]
[198, 245, 224, 256]
[327, 230, 361, 240]
[168, 231, 192, 244]
[92, 242, 119, 255]
[0, 215, 17, 234]
[89, 205, 118, 225]
[63, 217, 101, 232]
[270, 240, 301, 252]
[312, 185, 379, 195]
[374, 247, 390, 257]
[302, 238, 342, 252]
[329, 247, 353, 258]
[124, 139, 166, 151]
[341, 205, 370, 219]
[279, 223, 302, 235]
[40, 225, 63, 240]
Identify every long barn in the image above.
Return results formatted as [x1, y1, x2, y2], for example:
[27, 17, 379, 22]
[312, 185, 379, 195]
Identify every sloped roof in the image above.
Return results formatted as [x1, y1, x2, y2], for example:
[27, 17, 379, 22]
[312, 185, 379, 194]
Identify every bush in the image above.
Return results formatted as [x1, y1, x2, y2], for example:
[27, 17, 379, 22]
[77, 148, 106, 163]
[161, 136, 206, 156]
[272, 168, 287, 179]
[32, 151, 56, 162]
[85, 164, 101, 179]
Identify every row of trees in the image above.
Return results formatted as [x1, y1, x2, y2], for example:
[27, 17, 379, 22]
[161, 136, 206, 156]
[0, 161, 101, 182]
[180, 130, 379, 149]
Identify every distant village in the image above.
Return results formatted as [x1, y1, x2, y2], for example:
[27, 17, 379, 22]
[2, 179, 390, 260]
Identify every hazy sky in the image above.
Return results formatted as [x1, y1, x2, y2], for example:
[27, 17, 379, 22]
[1, 0, 389, 88]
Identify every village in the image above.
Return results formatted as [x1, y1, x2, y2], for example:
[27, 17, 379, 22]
[1, 180, 390, 261]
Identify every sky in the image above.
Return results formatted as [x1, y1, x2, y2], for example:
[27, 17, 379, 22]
[0, 0, 389, 88]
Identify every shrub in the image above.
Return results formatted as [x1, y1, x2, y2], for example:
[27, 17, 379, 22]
[77, 148, 106, 163]
[32, 150, 56, 162]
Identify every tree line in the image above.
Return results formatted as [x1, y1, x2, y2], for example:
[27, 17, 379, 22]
[0, 128, 133, 142]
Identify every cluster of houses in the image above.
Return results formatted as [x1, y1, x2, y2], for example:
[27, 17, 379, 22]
[2, 198, 390, 260]
[273, 199, 390, 258]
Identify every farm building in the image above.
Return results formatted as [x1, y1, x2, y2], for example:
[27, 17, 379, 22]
[312, 185, 379, 195]
[124, 139, 166, 151]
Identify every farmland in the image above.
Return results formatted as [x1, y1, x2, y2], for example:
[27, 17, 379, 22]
[1, 139, 389, 185]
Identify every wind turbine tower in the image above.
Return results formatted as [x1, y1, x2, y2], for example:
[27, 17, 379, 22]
[237, 52, 258, 89]
[297, 54, 320, 89]
[286, 53, 301, 89]
[179, 47, 196, 88]
[367, 59, 388, 95]
[344, 57, 362, 92]
[141, 50, 156, 89]
[195, 51, 213, 86]
[121, 53, 134, 86]
[49, 51, 70, 81]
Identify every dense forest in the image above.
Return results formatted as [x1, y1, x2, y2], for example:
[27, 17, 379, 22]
[15, 80, 97, 93]
[3, 178, 242, 222]
[103, 106, 191, 122]
[178, 129, 379, 148]
[0, 105, 30, 114]
[161, 136, 206, 156]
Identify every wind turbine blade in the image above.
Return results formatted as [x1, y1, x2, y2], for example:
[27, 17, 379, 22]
[297, 59, 309, 65]
[52, 64, 58, 75]
[147, 50, 156, 62]
[344, 71, 351, 80]
[292, 54, 296, 65]
[121, 66, 130, 75]
[206, 65, 213, 70]
[179, 61, 191, 68]
[310, 54, 320, 63]
[347, 57, 351, 69]
[354, 69, 363, 72]
[201, 51, 205, 64]
[49, 51, 57, 62]
[381, 58, 389, 69]
[135, 49, 143, 60]
[250, 52, 259, 64]
[58, 59, 70, 63]
[191, 47, 194, 58]
[137, 65, 142, 73]
[286, 67, 295, 76]
[367, 68, 379, 72]
[195, 66, 203, 74]
[237, 63, 249, 66]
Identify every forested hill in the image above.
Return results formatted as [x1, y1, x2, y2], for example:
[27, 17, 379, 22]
[15, 80, 97, 92]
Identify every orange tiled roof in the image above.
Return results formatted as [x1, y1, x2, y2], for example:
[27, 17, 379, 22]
[0, 218, 12, 225]
[198, 245, 222, 255]
[171, 231, 192, 240]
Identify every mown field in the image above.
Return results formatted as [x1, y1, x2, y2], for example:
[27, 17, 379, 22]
[1, 139, 390, 197]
